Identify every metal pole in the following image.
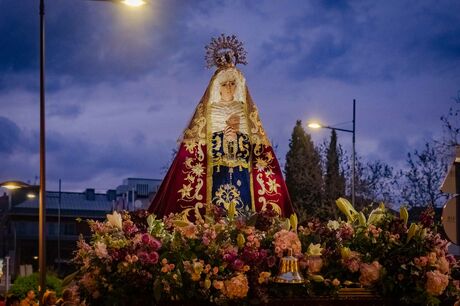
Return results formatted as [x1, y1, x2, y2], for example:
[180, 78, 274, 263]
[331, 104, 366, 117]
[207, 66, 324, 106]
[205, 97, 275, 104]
[5, 256, 10, 292]
[132, 187, 135, 211]
[39, 0, 47, 303]
[8, 192, 12, 210]
[352, 99, 356, 207]
[57, 179, 61, 274]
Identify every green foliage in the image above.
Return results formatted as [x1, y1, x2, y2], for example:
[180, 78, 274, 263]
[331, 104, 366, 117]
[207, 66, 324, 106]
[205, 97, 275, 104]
[10, 273, 62, 299]
[285, 120, 323, 221]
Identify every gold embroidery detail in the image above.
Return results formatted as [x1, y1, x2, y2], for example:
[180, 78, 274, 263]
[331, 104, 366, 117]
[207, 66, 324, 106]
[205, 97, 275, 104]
[184, 103, 206, 143]
[178, 144, 205, 203]
[214, 135, 222, 152]
[177, 202, 205, 223]
[191, 163, 205, 177]
[211, 132, 250, 169]
[259, 198, 282, 215]
[249, 109, 264, 136]
[267, 177, 280, 194]
[212, 183, 244, 211]
[197, 141, 205, 161]
[184, 140, 197, 153]
[256, 173, 268, 196]
[178, 183, 193, 199]
[254, 149, 278, 195]
[193, 179, 204, 201]
[255, 157, 268, 172]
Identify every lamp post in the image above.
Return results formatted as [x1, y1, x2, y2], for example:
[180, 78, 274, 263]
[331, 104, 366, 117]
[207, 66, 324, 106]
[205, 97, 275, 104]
[0, 180, 32, 293]
[37, 0, 145, 303]
[308, 99, 356, 207]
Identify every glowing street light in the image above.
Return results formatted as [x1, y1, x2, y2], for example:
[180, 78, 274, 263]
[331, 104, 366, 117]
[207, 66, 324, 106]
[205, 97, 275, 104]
[0, 181, 31, 190]
[92, 0, 147, 6]
[121, 0, 146, 7]
[27, 193, 37, 199]
[307, 99, 357, 207]
[307, 122, 322, 129]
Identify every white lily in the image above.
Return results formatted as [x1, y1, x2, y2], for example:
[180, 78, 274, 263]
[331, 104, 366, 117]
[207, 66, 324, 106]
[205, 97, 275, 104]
[307, 243, 323, 256]
[107, 211, 123, 230]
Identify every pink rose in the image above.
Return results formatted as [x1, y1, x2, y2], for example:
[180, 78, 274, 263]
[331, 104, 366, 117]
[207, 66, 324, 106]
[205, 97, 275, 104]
[232, 259, 245, 271]
[141, 233, 151, 245]
[202, 236, 210, 246]
[273, 230, 301, 257]
[344, 258, 361, 273]
[149, 251, 159, 264]
[359, 261, 382, 287]
[150, 238, 162, 250]
[137, 251, 149, 264]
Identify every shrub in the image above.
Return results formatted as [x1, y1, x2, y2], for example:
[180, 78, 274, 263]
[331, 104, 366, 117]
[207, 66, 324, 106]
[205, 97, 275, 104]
[10, 273, 62, 299]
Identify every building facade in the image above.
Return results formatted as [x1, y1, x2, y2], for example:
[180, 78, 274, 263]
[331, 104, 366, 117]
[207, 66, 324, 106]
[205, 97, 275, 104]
[0, 177, 161, 279]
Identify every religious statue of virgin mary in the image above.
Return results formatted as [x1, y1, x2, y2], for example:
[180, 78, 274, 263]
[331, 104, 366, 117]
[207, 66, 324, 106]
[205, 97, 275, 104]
[149, 34, 293, 218]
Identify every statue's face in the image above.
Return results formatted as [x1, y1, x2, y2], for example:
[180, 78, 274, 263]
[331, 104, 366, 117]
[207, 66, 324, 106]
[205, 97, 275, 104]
[220, 80, 236, 102]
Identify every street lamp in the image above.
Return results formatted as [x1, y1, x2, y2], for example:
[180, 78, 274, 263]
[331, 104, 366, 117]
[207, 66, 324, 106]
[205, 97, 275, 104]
[0, 181, 31, 190]
[92, 0, 147, 6]
[308, 99, 356, 207]
[121, 0, 147, 6]
[0, 180, 33, 209]
[0, 181, 32, 293]
[37, 0, 145, 303]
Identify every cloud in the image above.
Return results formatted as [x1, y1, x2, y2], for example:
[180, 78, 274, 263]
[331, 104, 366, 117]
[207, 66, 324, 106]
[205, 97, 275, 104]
[48, 103, 82, 119]
[1, 0, 459, 191]
[0, 116, 174, 191]
[0, 117, 21, 153]
[257, 1, 460, 82]
[0, 0, 219, 88]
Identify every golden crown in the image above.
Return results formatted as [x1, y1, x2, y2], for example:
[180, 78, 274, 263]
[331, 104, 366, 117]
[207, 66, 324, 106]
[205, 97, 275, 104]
[205, 34, 248, 69]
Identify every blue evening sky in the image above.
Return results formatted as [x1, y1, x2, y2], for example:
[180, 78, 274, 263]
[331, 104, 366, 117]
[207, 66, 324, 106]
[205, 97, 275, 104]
[0, 0, 459, 191]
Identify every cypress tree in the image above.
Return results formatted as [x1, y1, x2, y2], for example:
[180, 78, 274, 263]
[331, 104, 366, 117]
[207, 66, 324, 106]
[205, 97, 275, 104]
[285, 120, 323, 221]
[324, 129, 345, 219]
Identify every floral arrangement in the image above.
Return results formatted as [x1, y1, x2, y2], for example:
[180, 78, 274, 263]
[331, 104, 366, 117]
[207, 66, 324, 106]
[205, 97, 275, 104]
[73, 200, 460, 306]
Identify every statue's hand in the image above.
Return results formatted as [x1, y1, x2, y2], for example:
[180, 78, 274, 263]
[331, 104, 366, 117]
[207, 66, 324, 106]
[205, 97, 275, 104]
[224, 126, 237, 140]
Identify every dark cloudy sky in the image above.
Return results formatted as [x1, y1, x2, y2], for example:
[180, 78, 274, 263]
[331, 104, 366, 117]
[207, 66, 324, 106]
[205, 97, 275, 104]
[0, 0, 459, 192]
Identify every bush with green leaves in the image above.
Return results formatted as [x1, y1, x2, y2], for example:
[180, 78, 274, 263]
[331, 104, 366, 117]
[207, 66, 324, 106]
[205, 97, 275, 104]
[9, 273, 62, 299]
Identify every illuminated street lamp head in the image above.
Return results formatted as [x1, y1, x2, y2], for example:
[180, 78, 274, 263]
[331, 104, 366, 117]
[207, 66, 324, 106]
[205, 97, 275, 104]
[27, 193, 37, 199]
[121, 0, 146, 7]
[0, 180, 31, 190]
[308, 122, 322, 129]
